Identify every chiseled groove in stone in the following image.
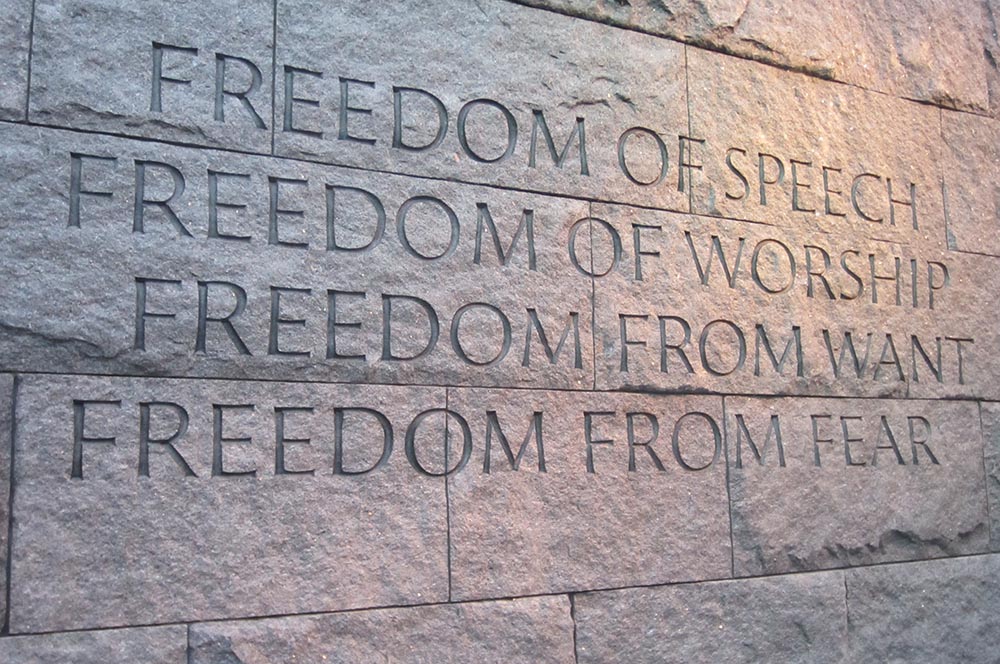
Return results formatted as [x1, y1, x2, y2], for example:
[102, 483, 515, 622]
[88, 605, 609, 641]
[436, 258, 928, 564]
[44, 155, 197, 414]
[842, 571, 851, 659]
[187, 595, 576, 664]
[726, 396, 991, 577]
[3, 550, 996, 644]
[21, 0, 36, 122]
[0, 375, 14, 635]
[444, 385, 453, 602]
[10, 367, 1000, 406]
[573, 569, 847, 664]
[268, 0, 277, 156]
[845, 552, 1000, 663]
[721, 396, 736, 578]
[984, 0, 1000, 118]
[586, 205, 598, 393]
[683, 44, 694, 215]
[978, 401, 1000, 551]
[568, 593, 580, 664]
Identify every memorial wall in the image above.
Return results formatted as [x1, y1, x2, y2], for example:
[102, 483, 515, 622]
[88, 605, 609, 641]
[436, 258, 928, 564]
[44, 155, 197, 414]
[0, 0, 998, 661]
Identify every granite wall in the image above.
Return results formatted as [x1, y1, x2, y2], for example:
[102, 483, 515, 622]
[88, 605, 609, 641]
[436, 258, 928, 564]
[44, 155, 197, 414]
[0, 0, 998, 661]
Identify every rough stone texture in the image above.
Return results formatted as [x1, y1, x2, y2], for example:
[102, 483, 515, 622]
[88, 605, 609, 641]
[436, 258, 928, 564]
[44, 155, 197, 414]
[30, 0, 273, 152]
[275, 0, 690, 211]
[726, 396, 990, 576]
[447, 388, 730, 600]
[589, 203, 1000, 400]
[2, 0, 998, 660]
[0, 626, 187, 664]
[846, 554, 1000, 663]
[687, 46, 947, 248]
[978, 402, 1000, 551]
[0, 0, 31, 120]
[0, 375, 13, 624]
[0, 123, 593, 390]
[512, 0, 991, 113]
[189, 596, 576, 663]
[984, 0, 1000, 117]
[941, 109, 1000, 256]
[574, 570, 847, 663]
[8, 375, 449, 632]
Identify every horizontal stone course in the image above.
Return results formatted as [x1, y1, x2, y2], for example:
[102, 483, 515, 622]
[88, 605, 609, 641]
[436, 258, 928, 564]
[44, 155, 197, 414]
[3, 381, 993, 645]
[18, 0, 987, 245]
[7, 373, 736, 628]
[4, 554, 997, 662]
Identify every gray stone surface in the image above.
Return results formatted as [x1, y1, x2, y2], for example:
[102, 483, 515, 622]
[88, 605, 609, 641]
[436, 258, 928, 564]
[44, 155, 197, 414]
[0, 0, 31, 120]
[574, 570, 847, 663]
[726, 396, 990, 576]
[589, 202, 1000, 400]
[941, 109, 1000, 256]
[8, 375, 449, 632]
[275, 0, 690, 211]
[846, 554, 1000, 663]
[447, 388, 730, 600]
[0, 375, 12, 624]
[30, 0, 273, 152]
[190, 596, 576, 663]
[513, 0, 991, 113]
[979, 402, 1000, 551]
[984, 0, 1000, 117]
[688, 46, 947, 248]
[0, 625, 186, 664]
[2, 1, 998, 660]
[0, 123, 592, 390]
